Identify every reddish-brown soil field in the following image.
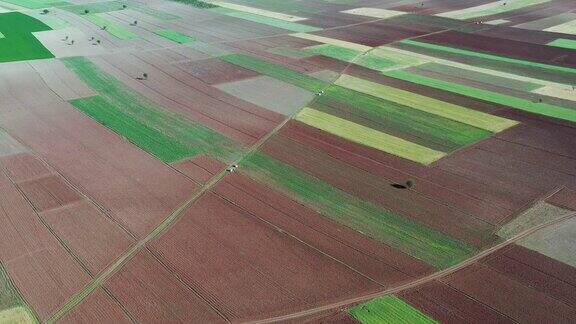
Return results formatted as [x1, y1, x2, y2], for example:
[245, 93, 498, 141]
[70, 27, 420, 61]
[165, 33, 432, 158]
[441, 263, 576, 323]
[261, 134, 497, 247]
[547, 188, 576, 210]
[40, 201, 134, 274]
[177, 58, 260, 85]
[172, 155, 225, 184]
[0, 100, 198, 237]
[18, 175, 82, 212]
[213, 173, 434, 282]
[399, 281, 514, 324]
[105, 250, 226, 323]
[149, 192, 382, 320]
[57, 288, 131, 324]
[0, 153, 51, 182]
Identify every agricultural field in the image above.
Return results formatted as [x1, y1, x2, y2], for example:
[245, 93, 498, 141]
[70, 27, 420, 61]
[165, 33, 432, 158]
[0, 0, 575, 323]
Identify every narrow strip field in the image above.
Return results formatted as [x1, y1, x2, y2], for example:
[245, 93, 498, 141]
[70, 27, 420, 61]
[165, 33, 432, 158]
[349, 295, 438, 324]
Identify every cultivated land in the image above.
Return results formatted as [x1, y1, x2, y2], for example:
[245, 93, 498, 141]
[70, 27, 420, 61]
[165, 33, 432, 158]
[0, 0, 575, 323]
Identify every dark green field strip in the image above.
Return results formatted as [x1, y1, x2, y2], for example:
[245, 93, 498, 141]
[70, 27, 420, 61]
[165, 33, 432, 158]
[384, 69, 576, 123]
[70, 96, 199, 162]
[393, 42, 576, 84]
[349, 295, 438, 324]
[0, 12, 54, 63]
[62, 56, 242, 162]
[242, 152, 476, 269]
[316, 85, 492, 152]
[220, 53, 327, 92]
[413, 62, 542, 92]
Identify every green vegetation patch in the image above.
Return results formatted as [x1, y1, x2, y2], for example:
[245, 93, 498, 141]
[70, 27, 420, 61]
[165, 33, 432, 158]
[384, 69, 576, 123]
[85, 14, 137, 40]
[315, 85, 492, 152]
[400, 39, 576, 75]
[62, 56, 242, 163]
[221, 53, 327, 92]
[0, 263, 35, 323]
[168, 0, 218, 9]
[547, 38, 576, 50]
[303, 44, 397, 71]
[0, 12, 54, 63]
[154, 28, 194, 44]
[349, 295, 438, 324]
[1, 0, 68, 9]
[242, 152, 476, 268]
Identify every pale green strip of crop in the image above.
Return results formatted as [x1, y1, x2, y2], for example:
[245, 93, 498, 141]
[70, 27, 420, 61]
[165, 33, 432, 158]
[544, 19, 576, 35]
[349, 295, 438, 324]
[335, 74, 518, 132]
[85, 14, 136, 40]
[437, 0, 551, 20]
[383, 69, 576, 123]
[547, 38, 576, 50]
[295, 107, 446, 165]
[208, 1, 306, 21]
[243, 152, 476, 268]
[0, 31, 3, 38]
[0, 0, 68, 9]
[400, 39, 576, 75]
[213, 9, 319, 32]
[154, 28, 194, 44]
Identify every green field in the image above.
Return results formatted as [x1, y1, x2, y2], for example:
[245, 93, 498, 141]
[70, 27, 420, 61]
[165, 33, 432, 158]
[0, 263, 35, 324]
[62, 56, 242, 163]
[1, 0, 68, 9]
[349, 295, 438, 324]
[154, 28, 194, 44]
[0, 12, 54, 63]
[242, 152, 476, 268]
[85, 14, 137, 40]
[547, 38, 576, 50]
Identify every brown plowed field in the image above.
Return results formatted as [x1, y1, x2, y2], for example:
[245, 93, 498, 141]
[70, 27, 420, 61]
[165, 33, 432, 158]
[150, 192, 381, 320]
[441, 263, 576, 323]
[213, 173, 433, 283]
[172, 155, 224, 184]
[40, 201, 134, 274]
[18, 175, 82, 212]
[56, 288, 131, 324]
[0, 100, 197, 237]
[0, 153, 51, 183]
[105, 250, 226, 323]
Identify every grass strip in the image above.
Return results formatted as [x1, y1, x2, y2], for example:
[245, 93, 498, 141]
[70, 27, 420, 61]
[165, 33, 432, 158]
[304, 44, 397, 71]
[168, 0, 217, 8]
[60, 0, 125, 15]
[383, 69, 576, 123]
[243, 152, 475, 268]
[349, 295, 438, 324]
[292, 33, 371, 51]
[547, 38, 576, 50]
[295, 108, 446, 165]
[0, 0, 68, 9]
[221, 53, 327, 92]
[335, 74, 517, 132]
[154, 28, 194, 43]
[85, 14, 136, 40]
[400, 39, 576, 75]
[62, 56, 241, 162]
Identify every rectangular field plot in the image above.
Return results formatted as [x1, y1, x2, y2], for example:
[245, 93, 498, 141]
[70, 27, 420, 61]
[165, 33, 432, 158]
[349, 295, 438, 324]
